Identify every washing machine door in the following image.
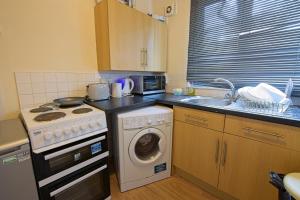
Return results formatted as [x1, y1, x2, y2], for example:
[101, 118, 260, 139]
[128, 128, 166, 166]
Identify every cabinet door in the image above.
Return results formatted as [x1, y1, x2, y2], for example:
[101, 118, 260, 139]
[144, 17, 167, 72]
[108, 0, 144, 71]
[173, 121, 222, 187]
[219, 134, 293, 200]
[133, 0, 152, 15]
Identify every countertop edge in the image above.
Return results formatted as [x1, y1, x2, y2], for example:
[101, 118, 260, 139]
[86, 95, 300, 128]
[157, 99, 300, 128]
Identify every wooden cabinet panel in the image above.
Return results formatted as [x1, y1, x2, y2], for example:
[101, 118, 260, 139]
[173, 121, 222, 187]
[133, 0, 151, 15]
[144, 18, 167, 72]
[219, 134, 295, 200]
[108, 0, 144, 71]
[95, 0, 167, 72]
[225, 115, 300, 151]
[172, 108, 300, 200]
[174, 106, 225, 132]
[94, 0, 110, 70]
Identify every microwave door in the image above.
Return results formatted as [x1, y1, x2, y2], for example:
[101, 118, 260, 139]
[143, 76, 162, 91]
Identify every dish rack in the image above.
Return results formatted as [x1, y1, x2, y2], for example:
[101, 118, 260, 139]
[237, 97, 291, 113]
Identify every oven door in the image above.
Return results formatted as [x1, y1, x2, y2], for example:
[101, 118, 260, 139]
[143, 76, 165, 94]
[33, 133, 108, 181]
[39, 160, 110, 200]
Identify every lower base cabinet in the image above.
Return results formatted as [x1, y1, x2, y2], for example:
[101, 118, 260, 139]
[173, 121, 222, 188]
[218, 133, 293, 200]
[172, 107, 300, 200]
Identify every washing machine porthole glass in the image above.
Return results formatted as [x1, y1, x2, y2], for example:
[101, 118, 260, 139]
[134, 133, 160, 161]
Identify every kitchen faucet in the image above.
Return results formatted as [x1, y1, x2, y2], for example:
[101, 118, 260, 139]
[213, 78, 236, 101]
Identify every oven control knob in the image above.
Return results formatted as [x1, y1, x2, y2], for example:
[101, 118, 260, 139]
[88, 122, 95, 129]
[44, 132, 52, 141]
[80, 124, 88, 131]
[63, 128, 71, 136]
[72, 126, 79, 133]
[96, 121, 102, 128]
[55, 130, 62, 138]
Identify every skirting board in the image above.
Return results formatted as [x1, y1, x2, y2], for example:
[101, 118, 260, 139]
[172, 166, 237, 200]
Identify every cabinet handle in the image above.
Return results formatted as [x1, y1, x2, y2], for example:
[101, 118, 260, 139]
[243, 127, 284, 140]
[215, 139, 220, 164]
[140, 49, 145, 66]
[221, 142, 227, 166]
[145, 48, 148, 66]
[184, 114, 208, 127]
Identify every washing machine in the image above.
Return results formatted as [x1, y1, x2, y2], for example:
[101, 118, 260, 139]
[115, 106, 173, 192]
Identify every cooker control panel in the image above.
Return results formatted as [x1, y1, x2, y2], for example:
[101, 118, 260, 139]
[29, 114, 107, 151]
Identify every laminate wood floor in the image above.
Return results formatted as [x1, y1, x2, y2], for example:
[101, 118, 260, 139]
[110, 175, 220, 200]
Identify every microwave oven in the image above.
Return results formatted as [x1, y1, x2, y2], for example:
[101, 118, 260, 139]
[130, 75, 166, 95]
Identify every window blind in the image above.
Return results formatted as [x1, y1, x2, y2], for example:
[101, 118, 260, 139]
[187, 0, 300, 96]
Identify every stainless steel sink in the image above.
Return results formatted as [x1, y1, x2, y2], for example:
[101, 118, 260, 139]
[180, 96, 232, 107]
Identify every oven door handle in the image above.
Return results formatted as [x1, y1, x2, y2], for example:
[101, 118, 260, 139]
[49, 164, 107, 197]
[44, 136, 106, 160]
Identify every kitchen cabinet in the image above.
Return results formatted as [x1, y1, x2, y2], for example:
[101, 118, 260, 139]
[143, 17, 167, 72]
[133, 0, 167, 16]
[219, 115, 300, 200]
[173, 121, 222, 187]
[172, 107, 300, 200]
[95, 0, 167, 72]
[218, 133, 292, 200]
[133, 0, 152, 15]
[173, 106, 225, 187]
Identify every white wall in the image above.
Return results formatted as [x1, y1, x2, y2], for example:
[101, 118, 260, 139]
[0, 0, 192, 119]
[166, 0, 191, 91]
[0, 0, 98, 120]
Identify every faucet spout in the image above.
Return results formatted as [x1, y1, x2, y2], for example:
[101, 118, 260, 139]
[213, 78, 236, 100]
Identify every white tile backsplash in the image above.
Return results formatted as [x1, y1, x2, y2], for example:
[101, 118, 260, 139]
[46, 82, 58, 93]
[58, 92, 69, 98]
[19, 94, 34, 107]
[15, 72, 31, 83]
[32, 83, 45, 94]
[57, 82, 69, 92]
[30, 73, 44, 82]
[78, 82, 88, 90]
[46, 93, 58, 102]
[45, 72, 57, 82]
[33, 94, 46, 105]
[56, 73, 68, 82]
[15, 72, 99, 109]
[17, 83, 32, 95]
[68, 73, 78, 82]
[99, 71, 164, 83]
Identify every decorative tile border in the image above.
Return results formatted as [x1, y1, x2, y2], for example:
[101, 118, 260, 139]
[15, 72, 100, 109]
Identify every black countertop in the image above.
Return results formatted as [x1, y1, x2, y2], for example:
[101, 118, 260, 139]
[86, 93, 300, 128]
[85, 95, 156, 114]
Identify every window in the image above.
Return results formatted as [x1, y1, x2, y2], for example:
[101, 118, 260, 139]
[187, 0, 300, 96]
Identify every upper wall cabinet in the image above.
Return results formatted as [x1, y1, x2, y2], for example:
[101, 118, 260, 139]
[133, 0, 152, 15]
[95, 0, 167, 72]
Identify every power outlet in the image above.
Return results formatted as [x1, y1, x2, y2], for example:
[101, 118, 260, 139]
[165, 0, 177, 17]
